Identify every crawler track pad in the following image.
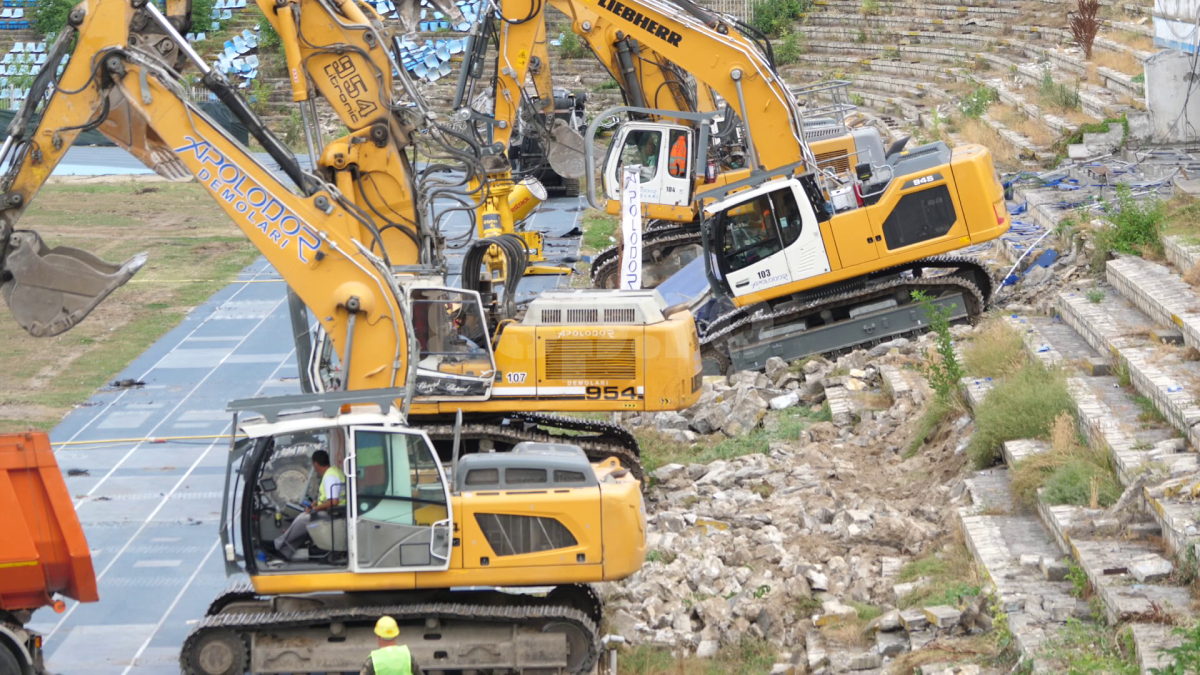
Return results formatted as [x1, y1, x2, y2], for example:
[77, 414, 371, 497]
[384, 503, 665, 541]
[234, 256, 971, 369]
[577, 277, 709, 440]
[1, 230, 147, 337]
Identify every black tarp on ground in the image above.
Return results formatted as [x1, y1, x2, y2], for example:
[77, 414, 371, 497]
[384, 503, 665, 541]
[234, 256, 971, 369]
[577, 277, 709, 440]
[0, 99, 249, 146]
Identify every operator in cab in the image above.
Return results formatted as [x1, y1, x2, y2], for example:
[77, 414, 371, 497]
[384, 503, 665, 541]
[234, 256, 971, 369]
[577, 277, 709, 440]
[362, 617, 423, 675]
[272, 450, 345, 560]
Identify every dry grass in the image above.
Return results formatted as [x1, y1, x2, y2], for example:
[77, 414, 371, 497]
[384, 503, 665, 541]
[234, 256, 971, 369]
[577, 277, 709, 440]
[1089, 49, 1144, 77]
[0, 180, 258, 432]
[1162, 195, 1200, 240]
[1185, 263, 1200, 288]
[957, 118, 1019, 170]
[991, 103, 1060, 147]
[1063, 109, 1102, 126]
[1010, 413, 1121, 508]
[1106, 29, 1154, 51]
[620, 636, 777, 675]
[964, 319, 1028, 379]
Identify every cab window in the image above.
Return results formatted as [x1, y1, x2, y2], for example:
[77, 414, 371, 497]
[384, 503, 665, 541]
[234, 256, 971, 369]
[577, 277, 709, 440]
[618, 129, 661, 182]
[355, 430, 448, 526]
[770, 189, 803, 247]
[411, 289, 491, 377]
[719, 193, 784, 272]
[667, 130, 688, 178]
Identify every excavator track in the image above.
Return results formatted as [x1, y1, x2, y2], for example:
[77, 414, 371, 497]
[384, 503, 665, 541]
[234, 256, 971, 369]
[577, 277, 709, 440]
[590, 224, 701, 289]
[700, 256, 992, 373]
[183, 592, 599, 675]
[416, 412, 644, 482]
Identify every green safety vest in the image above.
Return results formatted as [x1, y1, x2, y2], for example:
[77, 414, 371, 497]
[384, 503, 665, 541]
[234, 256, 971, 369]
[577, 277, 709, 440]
[319, 466, 347, 506]
[370, 645, 413, 675]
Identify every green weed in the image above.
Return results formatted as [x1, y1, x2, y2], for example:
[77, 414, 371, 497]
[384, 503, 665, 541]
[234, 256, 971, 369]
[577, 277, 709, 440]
[968, 361, 1075, 468]
[1038, 69, 1081, 112]
[963, 319, 1027, 379]
[579, 209, 618, 253]
[1087, 287, 1106, 303]
[637, 405, 829, 474]
[557, 32, 589, 59]
[750, 0, 811, 37]
[911, 290, 965, 402]
[1038, 620, 1137, 674]
[896, 538, 982, 609]
[1152, 621, 1200, 674]
[961, 85, 998, 119]
[774, 29, 807, 65]
[1092, 183, 1166, 268]
[1012, 412, 1120, 508]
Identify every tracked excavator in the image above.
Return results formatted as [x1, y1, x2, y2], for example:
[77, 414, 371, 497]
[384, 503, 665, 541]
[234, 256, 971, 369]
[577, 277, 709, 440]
[472, 0, 948, 302]
[531, 0, 1011, 373]
[0, 0, 703, 482]
[0, 0, 695, 670]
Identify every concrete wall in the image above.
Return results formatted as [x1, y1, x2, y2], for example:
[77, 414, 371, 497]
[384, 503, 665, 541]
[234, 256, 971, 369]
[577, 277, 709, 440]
[1155, 0, 1200, 52]
[1145, 48, 1200, 141]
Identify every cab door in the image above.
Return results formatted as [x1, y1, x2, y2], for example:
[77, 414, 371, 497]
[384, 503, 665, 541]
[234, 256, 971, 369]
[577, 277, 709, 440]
[348, 426, 452, 573]
[713, 190, 795, 298]
[603, 123, 693, 208]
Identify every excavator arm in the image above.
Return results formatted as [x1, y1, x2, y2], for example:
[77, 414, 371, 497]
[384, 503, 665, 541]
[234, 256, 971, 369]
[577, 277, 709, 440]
[0, 0, 415, 391]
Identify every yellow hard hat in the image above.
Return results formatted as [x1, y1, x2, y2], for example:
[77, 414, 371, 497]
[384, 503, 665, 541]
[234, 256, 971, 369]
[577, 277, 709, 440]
[374, 616, 400, 640]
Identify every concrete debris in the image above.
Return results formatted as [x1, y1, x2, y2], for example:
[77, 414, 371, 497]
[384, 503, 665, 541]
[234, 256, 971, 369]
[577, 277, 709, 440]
[603, 347, 986, 671]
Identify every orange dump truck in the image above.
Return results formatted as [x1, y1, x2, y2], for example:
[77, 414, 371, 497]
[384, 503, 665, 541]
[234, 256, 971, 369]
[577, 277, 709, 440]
[0, 432, 97, 674]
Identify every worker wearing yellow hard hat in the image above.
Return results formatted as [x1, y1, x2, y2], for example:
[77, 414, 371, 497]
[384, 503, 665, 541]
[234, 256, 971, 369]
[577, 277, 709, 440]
[360, 616, 422, 675]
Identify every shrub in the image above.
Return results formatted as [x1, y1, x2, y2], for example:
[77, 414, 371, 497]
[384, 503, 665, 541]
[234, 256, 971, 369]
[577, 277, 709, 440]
[774, 30, 807, 64]
[968, 361, 1075, 468]
[963, 319, 1025, 379]
[1038, 69, 1081, 112]
[750, 0, 811, 37]
[960, 85, 997, 119]
[259, 17, 283, 57]
[557, 31, 588, 59]
[1092, 183, 1165, 267]
[1012, 413, 1120, 507]
[34, 0, 75, 37]
[861, 0, 880, 15]
[1068, 0, 1101, 60]
[912, 291, 964, 402]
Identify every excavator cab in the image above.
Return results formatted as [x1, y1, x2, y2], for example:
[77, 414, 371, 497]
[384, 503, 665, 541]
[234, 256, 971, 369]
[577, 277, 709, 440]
[224, 394, 452, 574]
[602, 122, 694, 208]
[305, 284, 496, 401]
[704, 177, 832, 299]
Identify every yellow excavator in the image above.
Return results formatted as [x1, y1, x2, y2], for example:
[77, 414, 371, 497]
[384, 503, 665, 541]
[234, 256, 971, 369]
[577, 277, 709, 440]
[0, 0, 699, 670]
[485, 0, 1011, 373]
[0, 0, 703, 479]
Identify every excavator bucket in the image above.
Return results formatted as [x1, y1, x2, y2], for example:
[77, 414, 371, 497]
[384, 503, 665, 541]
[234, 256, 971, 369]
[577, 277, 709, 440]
[546, 118, 587, 179]
[1, 230, 146, 337]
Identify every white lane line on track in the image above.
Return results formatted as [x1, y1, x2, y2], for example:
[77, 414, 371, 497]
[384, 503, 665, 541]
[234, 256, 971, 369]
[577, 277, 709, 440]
[46, 314, 296, 642]
[119, 540, 220, 675]
[114, 347, 301, 673]
[71, 293, 287, 508]
[54, 262, 276, 449]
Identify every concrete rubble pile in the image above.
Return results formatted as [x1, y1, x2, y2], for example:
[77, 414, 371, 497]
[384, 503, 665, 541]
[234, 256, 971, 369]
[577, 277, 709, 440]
[601, 339, 994, 673]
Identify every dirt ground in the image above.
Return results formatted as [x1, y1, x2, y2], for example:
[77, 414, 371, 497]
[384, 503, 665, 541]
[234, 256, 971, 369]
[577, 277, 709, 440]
[0, 179, 259, 432]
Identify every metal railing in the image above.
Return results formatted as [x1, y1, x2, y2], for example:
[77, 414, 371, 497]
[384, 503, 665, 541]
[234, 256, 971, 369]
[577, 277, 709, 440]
[695, 0, 752, 21]
[790, 79, 858, 127]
